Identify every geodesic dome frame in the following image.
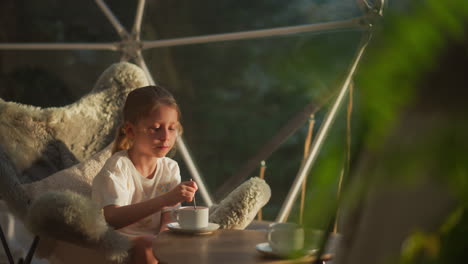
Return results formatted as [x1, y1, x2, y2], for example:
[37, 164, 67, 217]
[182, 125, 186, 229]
[0, 0, 385, 220]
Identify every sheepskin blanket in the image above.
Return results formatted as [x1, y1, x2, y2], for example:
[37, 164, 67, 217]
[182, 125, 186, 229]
[0, 62, 148, 263]
[209, 177, 271, 229]
[0, 62, 148, 185]
[28, 191, 131, 263]
[0, 62, 148, 217]
[23, 144, 112, 200]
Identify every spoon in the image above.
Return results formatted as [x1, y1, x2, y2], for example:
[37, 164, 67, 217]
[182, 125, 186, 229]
[190, 178, 197, 210]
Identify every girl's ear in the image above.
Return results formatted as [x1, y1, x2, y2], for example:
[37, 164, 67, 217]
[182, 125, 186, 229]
[124, 122, 135, 139]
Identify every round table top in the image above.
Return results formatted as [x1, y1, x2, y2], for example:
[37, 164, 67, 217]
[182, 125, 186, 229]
[153, 229, 321, 264]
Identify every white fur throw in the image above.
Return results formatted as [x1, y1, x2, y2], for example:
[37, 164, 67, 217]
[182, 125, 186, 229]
[27, 191, 131, 263]
[209, 177, 271, 229]
[0, 62, 148, 263]
[23, 144, 112, 201]
[0, 62, 148, 185]
[0, 62, 148, 217]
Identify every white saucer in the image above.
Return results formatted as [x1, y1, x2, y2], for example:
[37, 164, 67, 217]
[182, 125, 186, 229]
[167, 222, 220, 235]
[255, 242, 318, 258]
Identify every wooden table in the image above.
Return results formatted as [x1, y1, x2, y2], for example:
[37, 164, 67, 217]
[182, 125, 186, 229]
[153, 229, 328, 264]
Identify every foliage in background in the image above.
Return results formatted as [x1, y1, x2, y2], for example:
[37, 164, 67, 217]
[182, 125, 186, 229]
[300, 0, 468, 263]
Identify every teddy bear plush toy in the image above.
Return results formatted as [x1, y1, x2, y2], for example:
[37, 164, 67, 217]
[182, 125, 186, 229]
[0, 62, 270, 264]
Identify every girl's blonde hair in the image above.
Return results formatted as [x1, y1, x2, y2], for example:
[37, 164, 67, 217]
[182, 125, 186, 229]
[112, 85, 183, 154]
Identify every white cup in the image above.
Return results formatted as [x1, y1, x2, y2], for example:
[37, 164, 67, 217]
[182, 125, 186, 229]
[171, 206, 209, 229]
[267, 223, 304, 255]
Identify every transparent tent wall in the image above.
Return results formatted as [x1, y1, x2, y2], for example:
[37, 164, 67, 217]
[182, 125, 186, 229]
[142, 31, 363, 220]
[0, 0, 366, 222]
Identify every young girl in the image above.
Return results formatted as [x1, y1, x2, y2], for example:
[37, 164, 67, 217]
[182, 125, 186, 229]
[92, 85, 197, 264]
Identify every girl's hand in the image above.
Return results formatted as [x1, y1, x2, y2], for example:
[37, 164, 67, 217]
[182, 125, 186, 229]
[163, 181, 198, 207]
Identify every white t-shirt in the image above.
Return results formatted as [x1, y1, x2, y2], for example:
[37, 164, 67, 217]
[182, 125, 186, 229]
[92, 150, 181, 236]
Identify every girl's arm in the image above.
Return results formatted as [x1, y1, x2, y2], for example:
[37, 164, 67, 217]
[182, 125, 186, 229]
[159, 211, 173, 233]
[104, 181, 197, 229]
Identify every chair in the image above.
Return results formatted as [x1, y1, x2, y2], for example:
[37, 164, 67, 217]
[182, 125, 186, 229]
[0, 62, 148, 263]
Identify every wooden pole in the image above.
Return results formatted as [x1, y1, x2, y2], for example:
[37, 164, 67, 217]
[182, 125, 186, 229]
[257, 161, 267, 221]
[333, 82, 353, 233]
[299, 114, 315, 225]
